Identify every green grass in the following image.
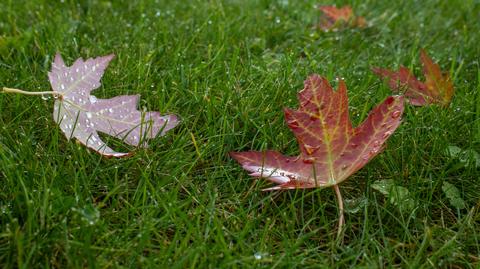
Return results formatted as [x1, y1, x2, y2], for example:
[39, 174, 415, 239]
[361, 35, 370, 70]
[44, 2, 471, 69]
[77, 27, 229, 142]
[1, 0, 479, 267]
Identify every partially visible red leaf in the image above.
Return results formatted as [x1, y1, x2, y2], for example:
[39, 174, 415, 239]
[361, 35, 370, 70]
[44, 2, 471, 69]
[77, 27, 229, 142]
[230, 75, 404, 191]
[372, 66, 427, 106]
[373, 49, 454, 107]
[421, 50, 454, 105]
[318, 5, 366, 31]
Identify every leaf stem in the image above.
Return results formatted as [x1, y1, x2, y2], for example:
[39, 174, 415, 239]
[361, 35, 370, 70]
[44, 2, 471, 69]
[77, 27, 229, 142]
[333, 184, 345, 239]
[2, 87, 61, 98]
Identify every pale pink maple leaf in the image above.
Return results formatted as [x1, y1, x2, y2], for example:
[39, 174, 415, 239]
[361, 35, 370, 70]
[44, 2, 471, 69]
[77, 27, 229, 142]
[48, 53, 179, 157]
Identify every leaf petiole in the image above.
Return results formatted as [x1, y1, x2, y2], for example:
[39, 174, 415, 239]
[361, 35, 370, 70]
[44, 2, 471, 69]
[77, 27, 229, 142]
[334, 184, 345, 240]
[2, 87, 62, 98]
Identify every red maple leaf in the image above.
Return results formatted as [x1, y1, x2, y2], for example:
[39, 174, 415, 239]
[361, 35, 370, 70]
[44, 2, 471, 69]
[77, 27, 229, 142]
[372, 49, 454, 107]
[230, 75, 404, 234]
[318, 5, 366, 31]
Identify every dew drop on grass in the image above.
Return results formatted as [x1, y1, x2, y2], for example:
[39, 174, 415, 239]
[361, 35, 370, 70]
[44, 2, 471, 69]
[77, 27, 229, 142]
[86, 112, 92, 119]
[89, 95, 97, 104]
[254, 252, 263, 260]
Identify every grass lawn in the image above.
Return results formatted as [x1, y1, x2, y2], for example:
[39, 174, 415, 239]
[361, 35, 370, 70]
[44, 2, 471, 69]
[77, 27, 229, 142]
[1, 0, 479, 267]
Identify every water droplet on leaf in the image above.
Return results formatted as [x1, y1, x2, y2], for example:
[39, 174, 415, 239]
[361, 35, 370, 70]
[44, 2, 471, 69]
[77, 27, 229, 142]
[302, 158, 314, 164]
[287, 119, 299, 129]
[304, 144, 318, 155]
[392, 111, 401, 118]
[382, 131, 392, 138]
